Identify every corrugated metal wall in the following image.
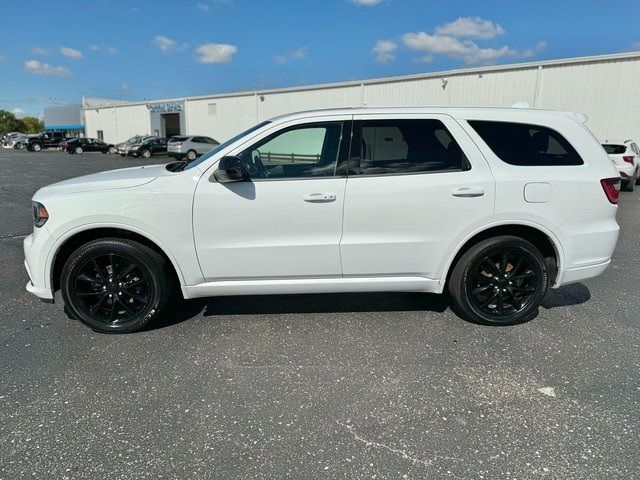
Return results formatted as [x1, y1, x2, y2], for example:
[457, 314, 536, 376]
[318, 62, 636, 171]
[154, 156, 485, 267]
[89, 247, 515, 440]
[87, 53, 640, 144]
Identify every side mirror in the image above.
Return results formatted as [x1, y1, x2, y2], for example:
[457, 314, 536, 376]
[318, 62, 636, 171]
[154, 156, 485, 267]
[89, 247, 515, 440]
[213, 156, 249, 183]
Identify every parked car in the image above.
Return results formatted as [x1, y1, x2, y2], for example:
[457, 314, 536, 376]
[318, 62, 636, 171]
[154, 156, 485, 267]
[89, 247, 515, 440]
[602, 140, 639, 191]
[2, 132, 27, 148]
[26, 132, 66, 152]
[116, 135, 153, 156]
[25, 107, 620, 333]
[167, 135, 219, 161]
[8, 134, 31, 149]
[128, 137, 168, 158]
[64, 137, 116, 154]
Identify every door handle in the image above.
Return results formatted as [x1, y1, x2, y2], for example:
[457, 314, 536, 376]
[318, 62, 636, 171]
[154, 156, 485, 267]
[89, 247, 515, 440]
[451, 187, 485, 198]
[303, 193, 337, 203]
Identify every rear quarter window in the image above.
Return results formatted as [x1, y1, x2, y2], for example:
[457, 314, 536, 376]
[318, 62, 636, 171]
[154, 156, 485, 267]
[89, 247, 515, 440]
[468, 120, 584, 166]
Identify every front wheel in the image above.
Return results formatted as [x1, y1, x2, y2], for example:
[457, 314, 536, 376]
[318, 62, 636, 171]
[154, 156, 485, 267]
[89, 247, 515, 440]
[61, 238, 173, 333]
[32, 143, 42, 152]
[448, 236, 548, 325]
[141, 149, 151, 158]
[108, 146, 116, 154]
[75, 146, 83, 154]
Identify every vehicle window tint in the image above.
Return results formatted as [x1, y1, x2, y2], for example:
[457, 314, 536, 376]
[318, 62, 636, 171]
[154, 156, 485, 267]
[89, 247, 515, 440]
[350, 119, 468, 175]
[602, 144, 626, 154]
[238, 122, 343, 180]
[469, 121, 583, 166]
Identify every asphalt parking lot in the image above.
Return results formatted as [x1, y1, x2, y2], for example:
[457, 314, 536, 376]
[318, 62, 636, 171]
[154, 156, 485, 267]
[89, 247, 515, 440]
[1, 148, 638, 479]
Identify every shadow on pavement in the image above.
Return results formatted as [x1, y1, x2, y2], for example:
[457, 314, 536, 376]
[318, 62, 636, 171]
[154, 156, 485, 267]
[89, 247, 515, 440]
[541, 283, 591, 309]
[156, 291, 450, 329]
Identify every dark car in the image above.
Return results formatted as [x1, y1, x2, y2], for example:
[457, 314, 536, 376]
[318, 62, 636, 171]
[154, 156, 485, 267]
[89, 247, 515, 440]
[65, 138, 116, 154]
[128, 137, 169, 158]
[26, 132, 66, 152]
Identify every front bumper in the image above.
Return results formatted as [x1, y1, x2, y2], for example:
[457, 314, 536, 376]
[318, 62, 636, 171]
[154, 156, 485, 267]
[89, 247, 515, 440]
[23, 230, 54, 301]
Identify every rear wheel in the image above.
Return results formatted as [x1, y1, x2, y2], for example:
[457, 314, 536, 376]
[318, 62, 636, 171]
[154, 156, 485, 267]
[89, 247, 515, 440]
[61, 238, 173, 333]
[448, 236, 548, 325]
[186, 150, 197, 161]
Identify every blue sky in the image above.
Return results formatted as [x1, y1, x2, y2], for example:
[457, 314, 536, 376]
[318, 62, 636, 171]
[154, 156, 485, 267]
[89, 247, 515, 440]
[1, 0, 639, 118]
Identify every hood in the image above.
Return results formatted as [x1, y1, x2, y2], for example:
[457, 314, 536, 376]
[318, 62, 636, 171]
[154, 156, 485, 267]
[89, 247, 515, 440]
[34, 164, 170, 199]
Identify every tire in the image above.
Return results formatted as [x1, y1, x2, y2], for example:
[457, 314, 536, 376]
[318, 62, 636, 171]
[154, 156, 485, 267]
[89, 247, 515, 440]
[75, 146, 83, 154]
[448, 236, 548, 326]
[32, 143, 42, 152]
[60, 238, 173, 333]
[186, 150, 197, 161]
[108, 146, 116, 154]
[140, 149, 151, 159]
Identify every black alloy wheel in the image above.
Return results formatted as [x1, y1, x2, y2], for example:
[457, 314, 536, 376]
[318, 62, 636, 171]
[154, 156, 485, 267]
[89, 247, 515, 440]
[61, 238, 173, 333]
[449, 236, 548, 325]
[468, 250, 538, 317]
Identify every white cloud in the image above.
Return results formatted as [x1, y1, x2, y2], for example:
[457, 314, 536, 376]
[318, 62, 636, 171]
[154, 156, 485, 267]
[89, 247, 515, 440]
[60, 46, 83, 59]
[274, 46, 308, 64]
[290, 46, 308, 59]
[154, 35, 177, 53]
[88, 45, 99, 51]
[106, 46, 117, 55]
[121, 83, 132, 93]
[522, 41, 547, 58]
[196, 43, 237, 63]
[435, 17, 505, 40]
[373, 39, 397, 63]
[24, 60, 70, 76]
[30, 46, 47, 56]
[0, 54, 6, 61]
[12, 108, 27, 118]
[349, 0, 383, 5]
[197, 2, 210, 11]
[403, 32, 517, 64]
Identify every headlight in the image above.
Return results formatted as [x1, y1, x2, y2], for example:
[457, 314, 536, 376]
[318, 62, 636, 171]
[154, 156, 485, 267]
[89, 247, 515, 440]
[32, 201, 49, 228]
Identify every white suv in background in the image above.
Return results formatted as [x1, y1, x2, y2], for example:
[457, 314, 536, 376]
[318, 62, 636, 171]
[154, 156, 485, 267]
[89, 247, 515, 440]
[24, 107, 620, 333]
[602, 140, 639, 191]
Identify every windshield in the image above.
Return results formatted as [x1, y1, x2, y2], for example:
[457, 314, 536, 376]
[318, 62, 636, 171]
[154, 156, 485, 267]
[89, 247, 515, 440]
[184, 121, 272, 170]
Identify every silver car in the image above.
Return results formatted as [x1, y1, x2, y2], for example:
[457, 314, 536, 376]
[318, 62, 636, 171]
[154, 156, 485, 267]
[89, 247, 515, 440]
[167, 135, 219, 161]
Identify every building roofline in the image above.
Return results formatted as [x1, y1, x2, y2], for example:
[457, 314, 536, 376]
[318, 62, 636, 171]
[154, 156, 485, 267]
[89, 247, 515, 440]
[84, 51, 640, 110]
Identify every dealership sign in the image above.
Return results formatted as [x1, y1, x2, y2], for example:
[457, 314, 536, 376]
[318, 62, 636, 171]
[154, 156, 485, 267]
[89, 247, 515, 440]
[147, 102, 183, 113]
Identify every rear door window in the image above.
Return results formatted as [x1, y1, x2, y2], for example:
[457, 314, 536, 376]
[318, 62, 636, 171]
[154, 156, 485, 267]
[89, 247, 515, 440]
[349, 119, 469, 176]
[468, 121, 583, 166]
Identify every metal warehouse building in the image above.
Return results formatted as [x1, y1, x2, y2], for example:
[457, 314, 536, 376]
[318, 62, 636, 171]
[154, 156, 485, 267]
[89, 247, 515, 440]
[84, 51, 640, 145]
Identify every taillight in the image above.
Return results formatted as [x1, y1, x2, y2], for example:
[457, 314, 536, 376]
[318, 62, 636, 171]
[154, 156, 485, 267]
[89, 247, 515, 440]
[600, 178, 620, 204]
[622, 156, 635, 164]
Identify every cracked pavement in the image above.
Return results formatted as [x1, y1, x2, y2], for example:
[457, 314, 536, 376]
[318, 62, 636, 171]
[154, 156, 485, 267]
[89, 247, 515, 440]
[1, 149, 638, 479]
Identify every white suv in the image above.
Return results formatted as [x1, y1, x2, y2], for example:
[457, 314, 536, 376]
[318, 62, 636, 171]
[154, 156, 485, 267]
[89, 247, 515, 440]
[602, 140, 640, 191]
[24, 107, 620, 333]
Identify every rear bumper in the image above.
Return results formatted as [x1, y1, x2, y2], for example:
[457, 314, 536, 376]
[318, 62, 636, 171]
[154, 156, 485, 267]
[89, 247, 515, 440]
[556, 259, 611, 286]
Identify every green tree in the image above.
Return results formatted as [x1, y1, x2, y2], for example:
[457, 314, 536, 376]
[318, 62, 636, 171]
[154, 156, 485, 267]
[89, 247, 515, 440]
[20, 116, 44, 134]
[0, 110, 23, 136]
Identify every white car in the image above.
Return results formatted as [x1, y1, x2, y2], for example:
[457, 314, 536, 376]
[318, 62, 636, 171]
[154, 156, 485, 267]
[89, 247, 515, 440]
[602, 140, 640, 191]
[24, 107, 620, 333]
